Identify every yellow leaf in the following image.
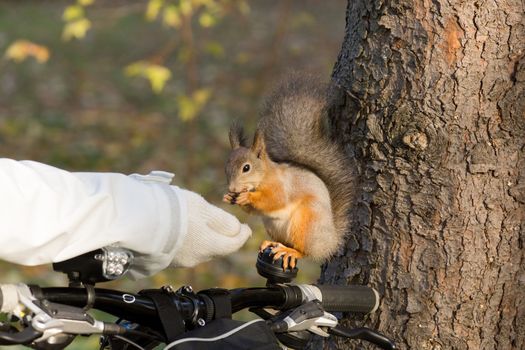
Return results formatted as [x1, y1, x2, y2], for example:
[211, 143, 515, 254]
[193, 88, 211, 105]
[4, 40, 50, 63]
[145, 65, 171, 93]
[177, 95, 197, 121]
[62, 18, 91, 41]
[78, 0, 94, 5]
[146, 0, 164, 21]
[63, 5, 84, 21]
[163, 5, 181, 28]
[179, 0, 193, 17]
[199, 12, 216, 27]
[125, 61, 171, 93]
[124, 61, 146, 76]
[176, 88, 211, 121]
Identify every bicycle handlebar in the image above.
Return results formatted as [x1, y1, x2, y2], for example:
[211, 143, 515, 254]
[0, 282, 380, 333]
[0, 282, 393, 349]
[32, 284, 379, 326]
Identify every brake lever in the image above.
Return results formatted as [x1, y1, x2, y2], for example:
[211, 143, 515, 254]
[0, 284, 103, 346]
[31, 301, 105, 337]
[268, 300, 337, 337]
[31, 300, 127, 341]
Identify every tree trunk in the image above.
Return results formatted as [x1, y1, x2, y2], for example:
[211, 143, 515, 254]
[322, 0, 525, 349]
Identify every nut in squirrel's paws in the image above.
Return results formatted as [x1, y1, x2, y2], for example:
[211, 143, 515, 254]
[260, 241, 302, 270]
[223, 192, 238, 204]
[235, 191, 251, 206]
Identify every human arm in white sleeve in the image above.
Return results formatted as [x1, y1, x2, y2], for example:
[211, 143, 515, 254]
[0, 158, 251, 278]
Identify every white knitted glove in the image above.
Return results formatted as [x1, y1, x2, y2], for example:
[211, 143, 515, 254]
[170, 189, 252, 267]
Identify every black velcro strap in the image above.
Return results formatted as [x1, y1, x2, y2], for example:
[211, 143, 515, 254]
[139, 289, 185, 342]
[199, 288, 232, 319]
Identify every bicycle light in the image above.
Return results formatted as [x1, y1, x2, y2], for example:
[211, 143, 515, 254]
[96, 247, 134, 280]
[53, 247, 134, 285]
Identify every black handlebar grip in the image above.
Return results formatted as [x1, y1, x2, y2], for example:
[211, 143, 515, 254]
[317, 285, 380, 313]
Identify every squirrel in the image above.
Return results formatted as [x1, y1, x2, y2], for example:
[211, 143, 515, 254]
[223, 75, 354, 270]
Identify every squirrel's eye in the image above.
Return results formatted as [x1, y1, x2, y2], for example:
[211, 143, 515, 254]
[242, 164, 251, 173]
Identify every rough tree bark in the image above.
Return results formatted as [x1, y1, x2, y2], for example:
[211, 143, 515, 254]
[321, 0, 525, 349]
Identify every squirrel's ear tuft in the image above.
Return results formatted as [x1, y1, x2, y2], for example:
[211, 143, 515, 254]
[229, 122, 247, 149]
[251, 130, 267, 159]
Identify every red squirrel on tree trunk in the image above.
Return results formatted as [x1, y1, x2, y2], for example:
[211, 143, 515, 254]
[224, 75, 354, 270]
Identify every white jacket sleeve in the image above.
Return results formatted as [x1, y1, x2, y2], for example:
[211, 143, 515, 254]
[0, 158, 250, 279]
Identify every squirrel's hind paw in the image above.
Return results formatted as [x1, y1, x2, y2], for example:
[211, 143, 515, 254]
[259, 240, 280, 252]
[270, 244, 303, 270]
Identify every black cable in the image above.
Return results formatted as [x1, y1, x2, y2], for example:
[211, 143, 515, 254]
[0, 327, 42, 345]
[113, 335, 146, 350]
[124, 329, 163, 342]
[115, 319, 164, 342]
[329, 326, 396, 350]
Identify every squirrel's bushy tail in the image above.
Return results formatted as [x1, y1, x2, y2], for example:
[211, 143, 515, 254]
[258, 74, 354, 244]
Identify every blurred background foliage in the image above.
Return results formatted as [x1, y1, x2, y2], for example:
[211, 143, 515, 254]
[0, 0, 344, 347]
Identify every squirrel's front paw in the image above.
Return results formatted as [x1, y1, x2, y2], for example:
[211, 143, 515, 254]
[223, 192, 238, 204]
[235, 191, 251, 206]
